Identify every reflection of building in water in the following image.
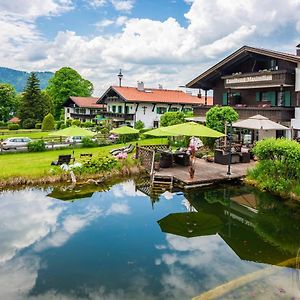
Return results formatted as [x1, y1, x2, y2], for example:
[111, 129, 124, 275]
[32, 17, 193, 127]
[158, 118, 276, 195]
[159, 186, 300, 267]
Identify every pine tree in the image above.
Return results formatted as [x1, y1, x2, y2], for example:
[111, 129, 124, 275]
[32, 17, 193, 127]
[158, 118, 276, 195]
[19, 73, 45, 128]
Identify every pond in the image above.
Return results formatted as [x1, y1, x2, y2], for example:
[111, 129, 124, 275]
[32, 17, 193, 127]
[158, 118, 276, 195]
[0, 180, 300, 300]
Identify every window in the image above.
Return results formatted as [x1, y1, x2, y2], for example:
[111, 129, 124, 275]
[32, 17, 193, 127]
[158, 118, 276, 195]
[112, 105, 116, 113]
[169, 107, 178, 112]
[118, 106, 123, 113]
[125, 106, 129, 114]
[67, 108, 70, 113]
[156, 107, 167, 114]
[153, 121, 159, 128]
[182, 107, 192, 113]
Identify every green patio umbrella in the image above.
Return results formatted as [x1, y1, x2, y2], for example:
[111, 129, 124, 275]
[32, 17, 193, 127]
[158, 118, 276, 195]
[143, 127, 176, 137]
[110, 126, 139, 135]
[145, 122, 224, 138]
[49, 126, 95, 137]
[157, 212, 223, 238]
[47, 188, 94, 202]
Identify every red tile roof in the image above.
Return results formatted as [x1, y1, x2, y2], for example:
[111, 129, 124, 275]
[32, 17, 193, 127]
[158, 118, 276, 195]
[9, 117, 20, 123]
[110, 86, 212, 105]
[69, 96, 105, 108]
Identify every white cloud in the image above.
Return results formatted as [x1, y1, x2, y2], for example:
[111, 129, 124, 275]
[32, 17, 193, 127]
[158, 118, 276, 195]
[1, 0, 300, 94]
[87, 0, 134, 12]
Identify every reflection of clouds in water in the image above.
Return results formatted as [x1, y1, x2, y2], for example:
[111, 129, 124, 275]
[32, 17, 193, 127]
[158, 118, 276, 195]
[111, 180, 147, 198]
[161, 191, 174, 200]
[0, 255, 40, 300]
[0, 187, 134, 300]
[157, 234, 260, 299]
[0, 190, 63, 263]
[106, 203, 131, 216]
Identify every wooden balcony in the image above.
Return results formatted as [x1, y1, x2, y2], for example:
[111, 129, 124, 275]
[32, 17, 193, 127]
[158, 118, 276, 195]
[102, 112, 134, 121]
[194, 105, 295, 122]
[222, 70, 294, 89]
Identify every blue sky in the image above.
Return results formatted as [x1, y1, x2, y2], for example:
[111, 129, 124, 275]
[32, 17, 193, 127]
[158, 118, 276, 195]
[1, 0, 300, 94]
[36, 0, 191, 38]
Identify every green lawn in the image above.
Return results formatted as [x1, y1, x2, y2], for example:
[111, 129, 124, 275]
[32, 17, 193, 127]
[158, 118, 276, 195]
[0, 138, 167, 180]
[0, 130, 54, 140]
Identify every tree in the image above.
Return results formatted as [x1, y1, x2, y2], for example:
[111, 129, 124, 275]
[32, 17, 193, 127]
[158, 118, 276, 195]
[47, 67, 93, 119]
[206, 106, 238, 133]
[134, 120, 144, 130]
[0, 83, 17, 122]
[160, 111, 186, 127]
[19, 73, 45, 128]
[42, 113, 55, 131]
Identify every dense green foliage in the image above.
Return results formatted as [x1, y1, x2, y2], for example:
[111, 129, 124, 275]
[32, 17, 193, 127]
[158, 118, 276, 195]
[134, 120, 144, 130]
[72, 119, 81, 126]
[47, 67, 93, 119]
[75, 156, 119, 174]
[27, 140, 46, 152]
[0, 83, 18, 122]
[82, 137, 98, 148]
[160, 111, 186, 127]
[0, 67, 53, 92]
[35, 123, 42, 129]
[206, 106, 238, 133]
[248, 138, 300, 196]
[8, 123, 19, 130]
[42, 113, 55, 131]
[19, 73, 52, 128]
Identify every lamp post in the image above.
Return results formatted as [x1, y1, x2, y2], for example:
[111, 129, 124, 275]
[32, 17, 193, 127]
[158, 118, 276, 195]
[118, 69, 123, 87]
[226, 121, 233, 176]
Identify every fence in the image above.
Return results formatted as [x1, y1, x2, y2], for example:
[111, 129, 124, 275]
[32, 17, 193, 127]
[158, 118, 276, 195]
[136, 144, 169, 177]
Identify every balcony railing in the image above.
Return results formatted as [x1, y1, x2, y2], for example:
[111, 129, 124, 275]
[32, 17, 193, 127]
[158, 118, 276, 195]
[194, 105, 295, 122]
[222, 70, 294, 89]
[103, 112, 134, 121]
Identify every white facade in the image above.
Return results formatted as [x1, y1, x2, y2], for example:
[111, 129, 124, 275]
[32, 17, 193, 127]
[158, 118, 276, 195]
[106, 101, 193, 128]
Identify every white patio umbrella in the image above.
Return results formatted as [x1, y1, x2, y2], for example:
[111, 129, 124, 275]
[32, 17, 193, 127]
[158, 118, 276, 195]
[232, 115, 289, 130]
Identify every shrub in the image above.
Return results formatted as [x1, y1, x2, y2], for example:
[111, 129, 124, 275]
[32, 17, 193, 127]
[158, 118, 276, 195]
[134, 120, 144, 130]
[82, 137, 98, 148]
[22, 118, 36, 129]
[82, 121, 94, 128]
[66, 119, 72, 127]
[35, 122, 42, 129]
[117, 133, 139, 143]
[60, 124, 67, 129]
[160, 111, 185, 127]
[56, 120, 63, 130]
[42, 113, 55, 131]
[101, 127, 109, 135]
[28, 140, 46, 152]
[248, 138, 300, 196]
[8, 123, 19, 130]
[72, 119, 81, 127]
[0, 121, 7, 128]
[75, 156, 119, 174]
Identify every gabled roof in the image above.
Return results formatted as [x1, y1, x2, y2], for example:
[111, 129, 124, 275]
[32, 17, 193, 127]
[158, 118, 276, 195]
[99, 86, 212, 105]
[186, 45, 300, 89]
[69, 96, 105, 108]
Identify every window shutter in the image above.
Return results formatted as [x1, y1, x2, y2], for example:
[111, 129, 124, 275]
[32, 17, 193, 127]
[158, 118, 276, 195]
[256, 92, 261, 102]
[222, 93, 228, 105]
[267, 91, 276, 106]
[284, 91, 291, 107]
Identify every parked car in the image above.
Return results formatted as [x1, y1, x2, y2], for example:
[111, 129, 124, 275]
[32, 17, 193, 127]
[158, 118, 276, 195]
[1, 137, 32, 150]
[65, 136, 97, 143]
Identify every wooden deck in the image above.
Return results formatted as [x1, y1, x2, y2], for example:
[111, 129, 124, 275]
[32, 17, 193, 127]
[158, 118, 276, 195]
[154, 159, 256, 188]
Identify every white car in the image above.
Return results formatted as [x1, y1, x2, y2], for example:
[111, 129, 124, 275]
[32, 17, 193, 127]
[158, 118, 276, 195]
[65, 136, 97, 143]
[1, 137, 32, 150]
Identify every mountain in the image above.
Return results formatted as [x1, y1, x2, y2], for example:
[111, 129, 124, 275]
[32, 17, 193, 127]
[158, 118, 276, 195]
[0, 67, 54, 92]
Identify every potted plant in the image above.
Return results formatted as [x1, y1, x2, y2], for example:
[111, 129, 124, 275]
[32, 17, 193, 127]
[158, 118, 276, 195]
[154, 152, 161, 171]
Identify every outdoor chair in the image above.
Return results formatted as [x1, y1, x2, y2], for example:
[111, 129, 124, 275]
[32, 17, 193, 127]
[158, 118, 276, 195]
[51, 155, 72, 166]
[214, 149, 240, 165]
[109, 145, 129, 155]
[159, 151, 173, 168]
[174, 152, 190, 166]
[123, 144, 135, 154]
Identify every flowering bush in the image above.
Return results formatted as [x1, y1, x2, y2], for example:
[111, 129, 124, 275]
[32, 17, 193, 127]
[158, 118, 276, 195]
[116, 152, 128, 159]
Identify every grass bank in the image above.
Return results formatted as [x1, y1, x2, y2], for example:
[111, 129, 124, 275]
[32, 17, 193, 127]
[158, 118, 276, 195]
[0, 138, 167, 187]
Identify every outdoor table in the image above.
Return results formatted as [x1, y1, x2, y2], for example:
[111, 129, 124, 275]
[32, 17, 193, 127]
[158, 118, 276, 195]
[158, 150, 190, 167]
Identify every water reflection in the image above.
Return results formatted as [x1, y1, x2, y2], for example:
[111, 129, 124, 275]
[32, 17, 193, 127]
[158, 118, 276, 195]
[0, 181, 299, 299]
